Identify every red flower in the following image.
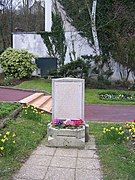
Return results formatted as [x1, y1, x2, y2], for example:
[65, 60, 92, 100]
[74, 119, 83, 126]
[133, 120, 135, 123]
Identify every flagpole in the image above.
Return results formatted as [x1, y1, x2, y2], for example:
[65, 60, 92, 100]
[10, 0, 13, 47]
[45, 0, 52, 32]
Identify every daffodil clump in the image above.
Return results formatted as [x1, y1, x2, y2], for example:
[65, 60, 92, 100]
[22, 104, 45, 124]
[103, 120, 135, 144]
[124, 121, 135, 145]
[0, 131, 17, 156]
[103, 125, 127, 143]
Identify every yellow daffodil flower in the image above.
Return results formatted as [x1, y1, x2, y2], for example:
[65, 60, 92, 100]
[12, 133, 16, 137]
[0, 147, 4, 151]
[13, 140, 16, 144]
[118, 131, 124, 135]
[6, 131, 10, 135]
[1, 139, 5, 143]
[119, 127, 122, 131]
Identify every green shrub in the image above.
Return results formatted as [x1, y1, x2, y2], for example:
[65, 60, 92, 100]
[61, 58, 88, 78]
[0, 48, 37, 79]
[50, 58, 89, 78]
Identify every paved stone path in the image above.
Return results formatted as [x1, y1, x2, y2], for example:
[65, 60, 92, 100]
[0, 87, 135, 122]
[13, 136, 103, 180]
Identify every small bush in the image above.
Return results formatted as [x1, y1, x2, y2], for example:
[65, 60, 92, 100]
[59, 58, 89, 78]
[0, 48, 37, 79]
[49, 58, 89, 78]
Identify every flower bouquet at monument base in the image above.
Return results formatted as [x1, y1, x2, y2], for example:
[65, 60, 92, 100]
[52, 118, 84, 129]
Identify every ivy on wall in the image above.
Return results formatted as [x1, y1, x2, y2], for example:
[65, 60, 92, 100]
[38, 9, 67, 66]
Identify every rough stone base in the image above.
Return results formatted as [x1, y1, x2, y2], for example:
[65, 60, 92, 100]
[47, 123, 89, 148]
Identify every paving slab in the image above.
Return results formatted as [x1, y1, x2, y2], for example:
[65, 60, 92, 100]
[32, 145, 56, 156]
[76, 157, 101, 170]
[44, 167, 75, 180]
[24, 154, 52, 167]
[13, 165, 48, 180]
[55, 148, 78, 157]
[76, 169, 102, 180]
[85, 136, 97, 150]
[50, 156, 76, 168]
[78, 149, 98, 158]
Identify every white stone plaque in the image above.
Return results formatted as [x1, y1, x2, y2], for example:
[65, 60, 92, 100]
[52, 78, 84, 120]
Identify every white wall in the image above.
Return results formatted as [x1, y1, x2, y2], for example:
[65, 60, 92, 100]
[13, 32, 94, 64]
[13, 32, 48, 57]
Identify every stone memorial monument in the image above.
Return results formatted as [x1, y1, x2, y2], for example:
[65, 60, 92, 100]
[47, 77, 88, 148]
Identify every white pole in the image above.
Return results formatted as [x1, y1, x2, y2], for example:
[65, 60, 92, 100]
[45, 0, 53, 32]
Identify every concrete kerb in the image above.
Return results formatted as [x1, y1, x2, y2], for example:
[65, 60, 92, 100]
[0, 86, 51, 95]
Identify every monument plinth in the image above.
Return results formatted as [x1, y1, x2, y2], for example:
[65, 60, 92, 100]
[47, 77, 88, 148]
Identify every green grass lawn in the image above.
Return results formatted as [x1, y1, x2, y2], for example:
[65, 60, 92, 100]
[17, 79, 135, 105]
[0, 102, 20, 119]
[16, 79, 52, 94]
[0, 111, 51, 180]
[85, 88, 135, 105]
[89, 122, 135, 180]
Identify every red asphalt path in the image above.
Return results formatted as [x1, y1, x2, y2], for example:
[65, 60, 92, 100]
[85, 104, 135, 122]
[0, 87, 35, 102]
[0, 87, 135, 122]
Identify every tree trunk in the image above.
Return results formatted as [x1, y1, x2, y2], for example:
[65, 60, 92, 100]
[85, 0, 100, 55]
[91, 0, 100, 55]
